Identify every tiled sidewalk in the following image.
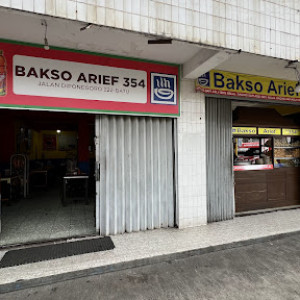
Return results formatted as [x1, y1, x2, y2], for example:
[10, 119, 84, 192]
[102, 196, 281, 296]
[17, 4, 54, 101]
[0, 209, 300, 288]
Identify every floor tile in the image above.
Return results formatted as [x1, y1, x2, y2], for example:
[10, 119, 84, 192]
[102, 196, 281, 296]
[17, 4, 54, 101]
[0, 187, 96, 245]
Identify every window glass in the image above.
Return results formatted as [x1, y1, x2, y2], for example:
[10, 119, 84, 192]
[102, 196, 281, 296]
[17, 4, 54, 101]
[274, 137, 300, 168]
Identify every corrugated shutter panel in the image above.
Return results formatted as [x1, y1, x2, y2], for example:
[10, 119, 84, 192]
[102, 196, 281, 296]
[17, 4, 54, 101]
[97, 115, 174, 235]
[206, 97, 234, 222]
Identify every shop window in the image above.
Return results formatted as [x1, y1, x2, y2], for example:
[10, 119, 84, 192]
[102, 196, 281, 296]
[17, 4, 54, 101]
[233, 137, 273, 171]
[274, 136, 300, 168]
[233, 135, 300, 171]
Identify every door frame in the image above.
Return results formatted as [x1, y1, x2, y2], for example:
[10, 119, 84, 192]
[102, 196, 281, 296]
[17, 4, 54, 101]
[95, 115, 101, 234]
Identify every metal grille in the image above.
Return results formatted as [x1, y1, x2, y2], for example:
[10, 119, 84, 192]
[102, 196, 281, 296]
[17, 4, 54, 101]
[96, 115, 175, 235]
[206, 97, 234, 222]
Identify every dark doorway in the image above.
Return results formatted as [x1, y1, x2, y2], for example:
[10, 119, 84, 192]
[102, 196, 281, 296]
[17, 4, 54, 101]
[0, 109, 96, 247]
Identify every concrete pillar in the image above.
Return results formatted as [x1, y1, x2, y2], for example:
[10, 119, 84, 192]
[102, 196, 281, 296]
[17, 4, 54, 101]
[177, 79, 207, 228]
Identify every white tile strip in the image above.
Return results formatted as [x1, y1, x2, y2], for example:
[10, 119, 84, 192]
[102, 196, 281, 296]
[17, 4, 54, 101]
[2, 0, 299, 60]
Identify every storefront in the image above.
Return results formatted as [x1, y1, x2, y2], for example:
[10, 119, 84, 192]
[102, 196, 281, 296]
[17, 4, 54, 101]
[232, 107, 300, 212]
[0, 40, 179, 246]
[197, 69, 300, 219]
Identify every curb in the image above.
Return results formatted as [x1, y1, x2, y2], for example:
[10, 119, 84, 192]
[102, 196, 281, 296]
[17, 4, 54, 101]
[1, 230, 299, 294]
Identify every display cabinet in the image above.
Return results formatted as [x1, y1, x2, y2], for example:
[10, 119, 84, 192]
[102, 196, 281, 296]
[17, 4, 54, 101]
[274, 136, 300, 168]
[233, 137, 273, 171]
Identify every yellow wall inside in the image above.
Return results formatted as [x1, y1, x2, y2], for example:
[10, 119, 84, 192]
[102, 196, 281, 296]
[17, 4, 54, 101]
[29, 130, 77, 160]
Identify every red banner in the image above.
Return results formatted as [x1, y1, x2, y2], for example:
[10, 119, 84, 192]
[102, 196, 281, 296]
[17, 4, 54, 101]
[234, 164, 274, 171]
[0, 40, 179, 116]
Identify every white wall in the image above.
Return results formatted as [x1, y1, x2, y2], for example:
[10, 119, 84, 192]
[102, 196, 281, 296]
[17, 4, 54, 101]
[177, 79, 206, 228]
[1, 0, 299, 61]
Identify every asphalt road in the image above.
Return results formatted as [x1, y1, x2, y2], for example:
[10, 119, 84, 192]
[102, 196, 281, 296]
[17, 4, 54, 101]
[2, 234, 300, 300]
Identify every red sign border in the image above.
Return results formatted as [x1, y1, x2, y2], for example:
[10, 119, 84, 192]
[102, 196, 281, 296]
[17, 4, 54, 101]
[233, 164, 274, 171]
[196, 87, 300, 103]
[0, 39, 180, 117]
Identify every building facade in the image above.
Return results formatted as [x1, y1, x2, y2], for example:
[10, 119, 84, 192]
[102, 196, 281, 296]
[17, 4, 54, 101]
[0, 0, 299, 246]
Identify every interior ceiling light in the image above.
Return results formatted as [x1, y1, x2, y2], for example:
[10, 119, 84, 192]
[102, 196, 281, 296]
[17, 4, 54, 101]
[41, 20, 50, 50]
[285, 60, 300, 93]
[80, 23, 93, 31]
[148, 38, 172, 45]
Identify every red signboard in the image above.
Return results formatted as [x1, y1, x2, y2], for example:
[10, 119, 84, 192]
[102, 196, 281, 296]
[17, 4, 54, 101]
[0, 40, 179, 116]
[43, 134, 56, 151]
[233, 164, 274, 171]
[240, 142, 259, 148]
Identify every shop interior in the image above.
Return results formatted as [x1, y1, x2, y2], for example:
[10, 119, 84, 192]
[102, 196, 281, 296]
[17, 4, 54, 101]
[0, 109, 96, 247]
[232, 101, 300, 213]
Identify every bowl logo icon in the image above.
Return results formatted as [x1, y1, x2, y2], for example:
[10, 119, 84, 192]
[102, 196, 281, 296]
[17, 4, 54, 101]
[197, 72, 210, 87]
[151, 73, 177, 105]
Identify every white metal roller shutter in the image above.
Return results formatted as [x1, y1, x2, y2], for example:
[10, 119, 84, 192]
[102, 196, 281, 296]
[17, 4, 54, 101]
[206, 97, 234, 222]
[95, 115, 175, 235]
